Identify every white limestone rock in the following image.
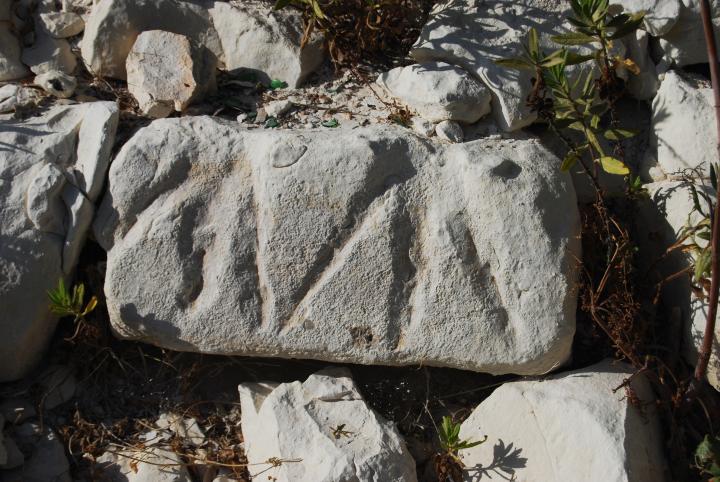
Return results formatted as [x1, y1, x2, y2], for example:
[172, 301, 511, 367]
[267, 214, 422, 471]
[94, 117, 580, 375]
[81, 0, 222, 80]
[624, 30, 659, 101]
[410, 0, 628, 131]
[0, 84, 19, 113]
[637, 181, 719, 391]
[0, 102, 119, 382]
[658, 0, 720, 67]
[39, 11, 85, 38]
[0, 22, 30, 81]
[95, 446, 191, 482]
[458, 360, 667, 481]
[410, 116, 435, 137]
[435, 119, 464, 143]
[208, 1, 325, 88]
[35, 70, 77, 98]
[377, 62, 491, 123]
[239, 369, 417, 482]
[21, 30, 77, 74]
[644, 71, 715, 180]
[410, 0, 564, 131]
[126, 30, 217, 118]
[617, 0, 681, 36]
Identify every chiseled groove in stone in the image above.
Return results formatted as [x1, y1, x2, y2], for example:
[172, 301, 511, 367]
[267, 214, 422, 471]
[97, 118, 580, 375]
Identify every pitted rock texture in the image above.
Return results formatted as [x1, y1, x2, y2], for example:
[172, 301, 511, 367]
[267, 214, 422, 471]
[95, 117, 580, 375]
[0, 101, 119, 381]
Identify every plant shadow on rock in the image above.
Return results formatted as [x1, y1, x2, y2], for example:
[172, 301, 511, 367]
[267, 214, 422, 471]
[464, 439, 527, 482]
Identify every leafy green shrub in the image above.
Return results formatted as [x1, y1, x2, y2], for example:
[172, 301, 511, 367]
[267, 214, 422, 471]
[496, 0, 645, 181]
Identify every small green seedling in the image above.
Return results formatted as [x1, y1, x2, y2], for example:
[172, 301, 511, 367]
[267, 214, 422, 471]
[48, 279, 97, 321]
[695, 434, 720, 481]
[434, 416, 487, 482]
[439, 415, 487, 458]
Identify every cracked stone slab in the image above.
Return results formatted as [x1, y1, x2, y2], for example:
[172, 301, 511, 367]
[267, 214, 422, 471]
[0, 101, 119, 381]
[94, 117, 580, 375]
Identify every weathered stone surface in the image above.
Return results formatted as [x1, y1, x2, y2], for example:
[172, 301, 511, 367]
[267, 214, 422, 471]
[126, 30, 216, 118]
[0, 84, 19, 113]
[410, 0, 627, 131]
[239, 369, 417, 482]
[0, 101, 119, 382]
[458, 360, 667, 481]
[637, 181, 719, 391]
[377, 62, 491, 123]
[39, 11, 85, 38]
[35, 70, 77, 98]
[95, 117, 580, 375]
[644, 71, 715, 180]
[95, 446, 191, 482]
[617, 0, 681, 36]
[81, 0, 222, 79]
[658, 0, 720, 66]
[410, 0, 565, 131]
[0, 23, 29, 81]
[21, 30, 77, 74]
[435, 119, 464, 143]
[625, 30, 659, 101]
[208, 1, 324, 88]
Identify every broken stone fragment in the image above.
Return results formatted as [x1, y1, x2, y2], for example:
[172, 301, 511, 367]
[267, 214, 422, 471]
[459, 360, 667, 481]
[21, 29, 77, 75]
[126, 30, 216, 118]
[435, 120, 464, 143]
[377, 61, 491, 123]
[239, 369, 418, 482]
[39, 11, 85, 38]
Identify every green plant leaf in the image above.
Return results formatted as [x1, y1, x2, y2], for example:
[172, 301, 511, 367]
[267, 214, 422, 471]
[551, 32, 597, 45]
[528, 27, 540, 58]
[269, 79, 288, 90]
[695, 248, 712, 281]
[711, 163, 718, 192]
[565, 51, 595, 65]
[599, 156, 629, 175]
[608, 12, 645, 39]
[494, 58, 534, 69]
[322, 118, 339, 128]
[603, 128, 638, 140]
[561, 152, 579, 171]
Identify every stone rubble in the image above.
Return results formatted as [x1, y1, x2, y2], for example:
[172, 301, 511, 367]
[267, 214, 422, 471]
[126, 30, 216, 118]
